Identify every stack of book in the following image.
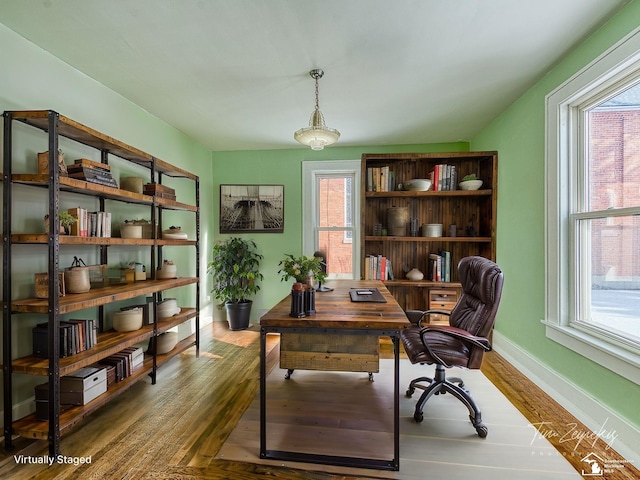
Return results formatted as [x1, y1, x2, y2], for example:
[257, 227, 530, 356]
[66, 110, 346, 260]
[143, 183, 176, 200]
[366, 166, 395, 192]
[428, 251, 452, 282]
[364, 254, 395, 280]
[97, 346, 144, 383]
[429, 164, 458, 191]
[68, 207, 112, 237]
[67, 158, 118, 188]
[32, 319, 98, 358]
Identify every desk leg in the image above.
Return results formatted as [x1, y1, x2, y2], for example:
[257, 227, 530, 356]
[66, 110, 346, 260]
[393, 334, 400, 470]
[259, 327, 267, 458]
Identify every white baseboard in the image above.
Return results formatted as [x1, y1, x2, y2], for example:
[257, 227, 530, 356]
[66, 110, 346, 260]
[493, 331, 639, 467]
[0, 396, 37, 430]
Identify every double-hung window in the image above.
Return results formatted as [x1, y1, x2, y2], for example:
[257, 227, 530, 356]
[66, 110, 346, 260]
[545, 27, 640, 385]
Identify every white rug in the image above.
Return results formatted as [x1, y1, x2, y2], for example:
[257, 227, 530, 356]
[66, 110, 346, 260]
[217, 358, 582, 479]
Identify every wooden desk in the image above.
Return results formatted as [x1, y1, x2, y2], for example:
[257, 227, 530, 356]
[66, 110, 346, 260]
[259, 280, 410, 471]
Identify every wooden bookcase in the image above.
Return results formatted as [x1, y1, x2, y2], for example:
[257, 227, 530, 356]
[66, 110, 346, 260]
[361, 151, 497, 315]
[2, 110, 200, 455]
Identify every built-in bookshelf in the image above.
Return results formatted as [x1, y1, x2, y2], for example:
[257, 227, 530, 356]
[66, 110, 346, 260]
[361, 151, 497, 315]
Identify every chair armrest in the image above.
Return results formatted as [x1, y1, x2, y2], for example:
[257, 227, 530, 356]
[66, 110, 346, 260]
[421, 324, 492, 351]
[406, 309, 451, 327]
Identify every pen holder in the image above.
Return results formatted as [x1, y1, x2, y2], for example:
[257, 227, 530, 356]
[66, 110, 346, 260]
[304, 288, 316, 315]
[289, 289, 306, 318]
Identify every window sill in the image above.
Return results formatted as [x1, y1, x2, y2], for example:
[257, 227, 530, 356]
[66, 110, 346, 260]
[542, 320, 640, 385]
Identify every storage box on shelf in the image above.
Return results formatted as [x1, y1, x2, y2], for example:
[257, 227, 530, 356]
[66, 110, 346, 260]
[2, 109, 200, 454]
[361, 151, 497, 313]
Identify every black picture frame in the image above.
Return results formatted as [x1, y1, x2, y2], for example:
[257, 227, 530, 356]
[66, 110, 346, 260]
[219, 184, 284, 233]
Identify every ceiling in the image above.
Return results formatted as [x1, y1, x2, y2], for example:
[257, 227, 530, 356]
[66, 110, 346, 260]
[0, 0, 630, 151]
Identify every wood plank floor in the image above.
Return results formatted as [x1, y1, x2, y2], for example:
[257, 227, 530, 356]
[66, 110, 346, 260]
[1, 321, 637, 479]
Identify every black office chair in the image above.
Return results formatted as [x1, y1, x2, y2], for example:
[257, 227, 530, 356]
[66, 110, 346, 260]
[401, 256, 504, 437]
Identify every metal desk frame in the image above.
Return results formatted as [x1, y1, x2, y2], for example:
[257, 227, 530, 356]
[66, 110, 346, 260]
[259, 325, 401, 471]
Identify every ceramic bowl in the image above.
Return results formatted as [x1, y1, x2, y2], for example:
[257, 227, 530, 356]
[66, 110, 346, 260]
[149, 332, 178, 355]
[162, 228, 188, 240]
[157, 261, 177, 279]
[404, 178, 432, 191]
[113, 308, 143, 332]
[458, 179, 483, 190]
[120, 223, 143, 239]
[157, 298, 180, 319]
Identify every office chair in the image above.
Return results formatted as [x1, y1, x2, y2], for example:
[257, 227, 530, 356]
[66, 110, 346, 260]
[401, 256, 504, 437]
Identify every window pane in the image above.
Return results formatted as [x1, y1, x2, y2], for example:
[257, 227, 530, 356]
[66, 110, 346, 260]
[318, 230, 353, 278]
[580, 216, 640, 343]
[318, 177, 349, 228]
[588, 82, 640, 210]
[317, 176, 354, 279]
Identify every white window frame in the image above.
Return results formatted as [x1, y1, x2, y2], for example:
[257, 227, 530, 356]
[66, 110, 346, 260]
[301, 160, 361, 278]
[545, 26, 640, 385]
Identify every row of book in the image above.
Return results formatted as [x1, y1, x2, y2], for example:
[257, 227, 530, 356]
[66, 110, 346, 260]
[364, 251, 453, 283]
[366, 166, 395, 192]
[68, 207, 112, 237]
[67, 158, 119, 188]
[32, 319, 98, 358]
[96, 346, 144, 385]
[428, 251, 452, 282]
[429, 164, 458, 191]
[364, 255, 395, 281]
[366, 164, 461, 192]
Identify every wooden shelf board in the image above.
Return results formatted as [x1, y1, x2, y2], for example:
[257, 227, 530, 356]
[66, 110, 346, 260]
[365, 189, 492, 197]
[10, 233, 197, 246]
[365, 235, 492, 243]
[383, 280, 462, 288]
[11, 308, 195, 376]
[11, 175, 197, 212]
[11, 277, 198, 314]
[12, 335, 196, 440]
[8, 111, 197, 180]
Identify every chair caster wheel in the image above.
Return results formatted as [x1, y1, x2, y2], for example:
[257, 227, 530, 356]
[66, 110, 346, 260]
[475, 424, 488, 438]
[405, 387, 414, 397]
[413, 411, 424, 423]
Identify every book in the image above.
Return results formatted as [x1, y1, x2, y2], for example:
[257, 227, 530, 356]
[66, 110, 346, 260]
[73, 158, 111, 171]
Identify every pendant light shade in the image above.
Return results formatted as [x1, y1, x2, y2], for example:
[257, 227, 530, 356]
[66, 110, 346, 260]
[294, 69, 340, 150]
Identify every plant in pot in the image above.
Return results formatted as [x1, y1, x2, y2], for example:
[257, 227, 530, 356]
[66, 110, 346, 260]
[278, 254, 328, 287]
[207, 237, 263, 331]
[458, 173, 483, 191]
[44, 211, 77, 234]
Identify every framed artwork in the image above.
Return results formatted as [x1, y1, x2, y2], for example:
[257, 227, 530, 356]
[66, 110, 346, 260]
[219, 184, 284, 233]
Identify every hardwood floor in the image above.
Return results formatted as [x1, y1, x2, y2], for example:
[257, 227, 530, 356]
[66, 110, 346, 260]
[1, 321, 637, 479]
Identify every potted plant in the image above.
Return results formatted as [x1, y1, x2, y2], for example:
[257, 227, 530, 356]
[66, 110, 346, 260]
[207, 237, 263, 330]
[44, 211, 77, 234]
[458, 173, 483, 191]
[278, 253, 328, 286]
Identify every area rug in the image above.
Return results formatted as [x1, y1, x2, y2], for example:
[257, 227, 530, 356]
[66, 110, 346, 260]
[217, 358, 582, 479]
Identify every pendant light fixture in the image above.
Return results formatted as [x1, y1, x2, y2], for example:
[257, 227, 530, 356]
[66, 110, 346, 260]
[294, 69, 340, 150]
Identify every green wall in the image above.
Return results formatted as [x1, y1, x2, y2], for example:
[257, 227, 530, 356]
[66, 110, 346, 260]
[211, 142, 468, 319]
[470, 0, 640, 438]
[0, 23, 213, 419]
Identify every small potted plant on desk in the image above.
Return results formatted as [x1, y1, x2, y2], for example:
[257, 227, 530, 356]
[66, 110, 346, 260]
[278, 254, 328, 317]
[207, 237, 264, 331]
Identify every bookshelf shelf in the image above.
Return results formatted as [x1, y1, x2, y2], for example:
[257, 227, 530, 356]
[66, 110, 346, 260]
[361, 151, 497, 312]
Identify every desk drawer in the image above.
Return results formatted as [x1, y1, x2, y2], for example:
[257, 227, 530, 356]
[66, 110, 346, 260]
[280, 333, 379, 373]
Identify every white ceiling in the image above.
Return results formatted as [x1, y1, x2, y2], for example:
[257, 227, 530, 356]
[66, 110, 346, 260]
[0, 0, 630, 151]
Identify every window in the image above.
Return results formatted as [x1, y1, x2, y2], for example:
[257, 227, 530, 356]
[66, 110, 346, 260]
[302, 160, 360, 279]
[545, 27, 640, 385]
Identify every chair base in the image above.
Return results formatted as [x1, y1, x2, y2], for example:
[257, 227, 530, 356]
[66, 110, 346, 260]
[405, 364, 488, 438]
